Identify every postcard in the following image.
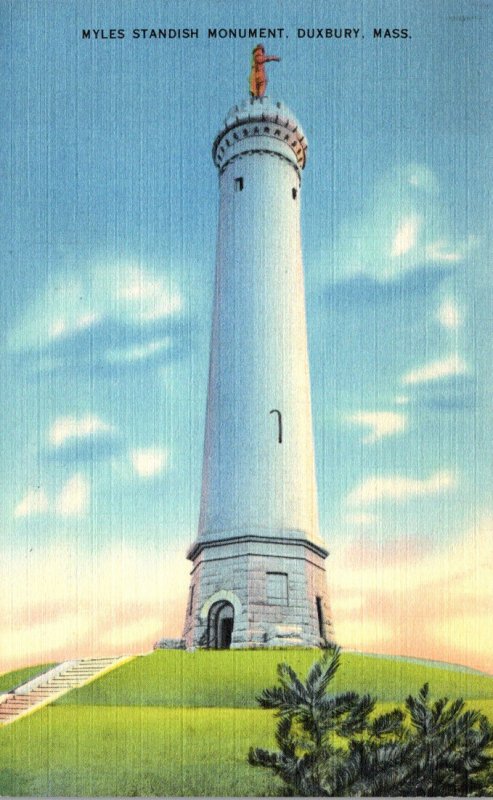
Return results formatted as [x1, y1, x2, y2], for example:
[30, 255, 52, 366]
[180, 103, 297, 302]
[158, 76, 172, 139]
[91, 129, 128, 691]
[1, 0, 492, 796]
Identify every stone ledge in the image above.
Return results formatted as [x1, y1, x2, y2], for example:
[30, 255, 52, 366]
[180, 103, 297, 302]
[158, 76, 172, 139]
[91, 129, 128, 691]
[153, 638, 186, 650]
[187, 533, 328, 562]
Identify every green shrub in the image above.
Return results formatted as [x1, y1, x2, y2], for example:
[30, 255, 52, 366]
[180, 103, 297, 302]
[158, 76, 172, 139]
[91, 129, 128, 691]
[248, 648, 493, 796]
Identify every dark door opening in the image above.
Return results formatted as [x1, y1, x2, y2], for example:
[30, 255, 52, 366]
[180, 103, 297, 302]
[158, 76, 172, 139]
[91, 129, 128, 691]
[207, 601, 234, 649]
[219, 616, 234, 649]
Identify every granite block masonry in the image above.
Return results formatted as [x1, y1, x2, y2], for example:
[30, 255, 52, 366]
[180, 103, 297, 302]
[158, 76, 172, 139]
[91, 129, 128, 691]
[182, 95, 334, 649]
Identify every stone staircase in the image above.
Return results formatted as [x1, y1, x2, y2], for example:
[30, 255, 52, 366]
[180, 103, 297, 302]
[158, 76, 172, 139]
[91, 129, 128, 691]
[0, 655, 132, 726]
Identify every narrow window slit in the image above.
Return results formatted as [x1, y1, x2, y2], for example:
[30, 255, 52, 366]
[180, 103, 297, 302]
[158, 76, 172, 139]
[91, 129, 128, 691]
[316, 597, 324, 638]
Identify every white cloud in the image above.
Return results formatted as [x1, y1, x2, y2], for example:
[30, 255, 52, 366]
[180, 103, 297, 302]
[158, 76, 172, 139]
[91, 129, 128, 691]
[437, 298, 462, 329]
[49, 320, 68, 339]
[7, 262, 183, 352]
[54, 474, 90, 516]
[49, 312, 100, 341]
[49, 415, 114, 447]
[425, 240, 462, 263]
[390, 215, 420, 257]
[395, 395, 410, 405]
[346, 411, 408, 444]
[347, 470, 457, 506]
[131, 447, 168, 477]
[14, 488, 49, 518]
[105, 337, 171, 364]
[326, 166, 479, 283]
[15, 474, 90, 518]
[425, 234, 478, 265]
[402, 354, 468, 385]
[117, 267, 182, 322]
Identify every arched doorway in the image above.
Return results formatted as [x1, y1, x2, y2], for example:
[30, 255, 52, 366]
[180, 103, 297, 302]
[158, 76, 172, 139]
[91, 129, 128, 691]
[207, 601, 234, 649]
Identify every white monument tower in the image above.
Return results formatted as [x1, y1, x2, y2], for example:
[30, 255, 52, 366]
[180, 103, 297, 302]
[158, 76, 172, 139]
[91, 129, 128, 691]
[183, 53, 333, 649]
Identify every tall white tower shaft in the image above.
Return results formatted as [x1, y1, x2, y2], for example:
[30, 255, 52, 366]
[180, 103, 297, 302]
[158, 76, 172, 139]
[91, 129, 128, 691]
[183, 97, 333, 649]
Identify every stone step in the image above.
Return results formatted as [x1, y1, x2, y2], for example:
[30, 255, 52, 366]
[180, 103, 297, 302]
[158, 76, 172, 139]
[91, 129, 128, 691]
[50, 673, 100, 680]
[29, 685, 57, 691]
[5, 699, 31, 706]
[0, 705, 28, 715]
[0, 655, 129, 726]
[61, 666, 108, 671]
[51, 672, 89, 677]
[44, 681, 80, 687]
[47, 682, 89, 688]
[57, 673, 101, 678]
[12, 697, 36, 708]
[38, 685, 76, 691]
[68, 666, 108, 669]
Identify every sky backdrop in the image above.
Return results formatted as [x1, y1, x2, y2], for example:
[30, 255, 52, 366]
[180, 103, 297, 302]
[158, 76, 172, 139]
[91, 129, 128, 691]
[2, 0, 492, 673]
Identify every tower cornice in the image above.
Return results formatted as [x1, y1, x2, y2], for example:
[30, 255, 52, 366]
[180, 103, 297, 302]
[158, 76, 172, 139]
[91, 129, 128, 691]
[187, 533, 329, 562]
[212, 97, 307, 171]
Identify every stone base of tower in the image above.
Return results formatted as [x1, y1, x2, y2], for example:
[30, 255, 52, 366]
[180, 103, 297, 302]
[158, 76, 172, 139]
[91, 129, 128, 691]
[182, 534, 334, 650]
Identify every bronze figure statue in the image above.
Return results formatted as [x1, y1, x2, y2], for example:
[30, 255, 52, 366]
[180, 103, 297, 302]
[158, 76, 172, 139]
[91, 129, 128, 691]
[249, 45, 280, 98]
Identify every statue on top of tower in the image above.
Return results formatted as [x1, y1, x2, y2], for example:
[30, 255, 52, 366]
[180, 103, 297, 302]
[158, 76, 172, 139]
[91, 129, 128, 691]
[249, 45, 280, 98]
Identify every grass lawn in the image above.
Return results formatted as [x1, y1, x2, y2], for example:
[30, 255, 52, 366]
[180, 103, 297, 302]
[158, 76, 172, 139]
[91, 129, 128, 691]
[0, 706, 279, 797]
[1, 650, 492, 796]
[0, 664, 55, 694]
[55, 649, 493, 708]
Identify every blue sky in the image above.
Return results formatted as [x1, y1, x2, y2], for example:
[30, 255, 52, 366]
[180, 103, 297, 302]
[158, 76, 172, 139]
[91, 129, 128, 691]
[2, 0, 492, 671]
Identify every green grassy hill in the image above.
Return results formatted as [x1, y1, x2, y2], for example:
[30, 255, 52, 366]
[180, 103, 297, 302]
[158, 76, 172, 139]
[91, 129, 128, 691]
[1, 650, 492, 797]
[54, 649, 493, 708]
[0, 663, 55, 694]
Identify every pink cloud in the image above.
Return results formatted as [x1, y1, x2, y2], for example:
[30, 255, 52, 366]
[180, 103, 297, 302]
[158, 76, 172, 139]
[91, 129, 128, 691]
[330, 517, 493, 673]
[343, 534, 424, 570]
[0, 543, 188, 672]
[2, 521, 492, 676]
